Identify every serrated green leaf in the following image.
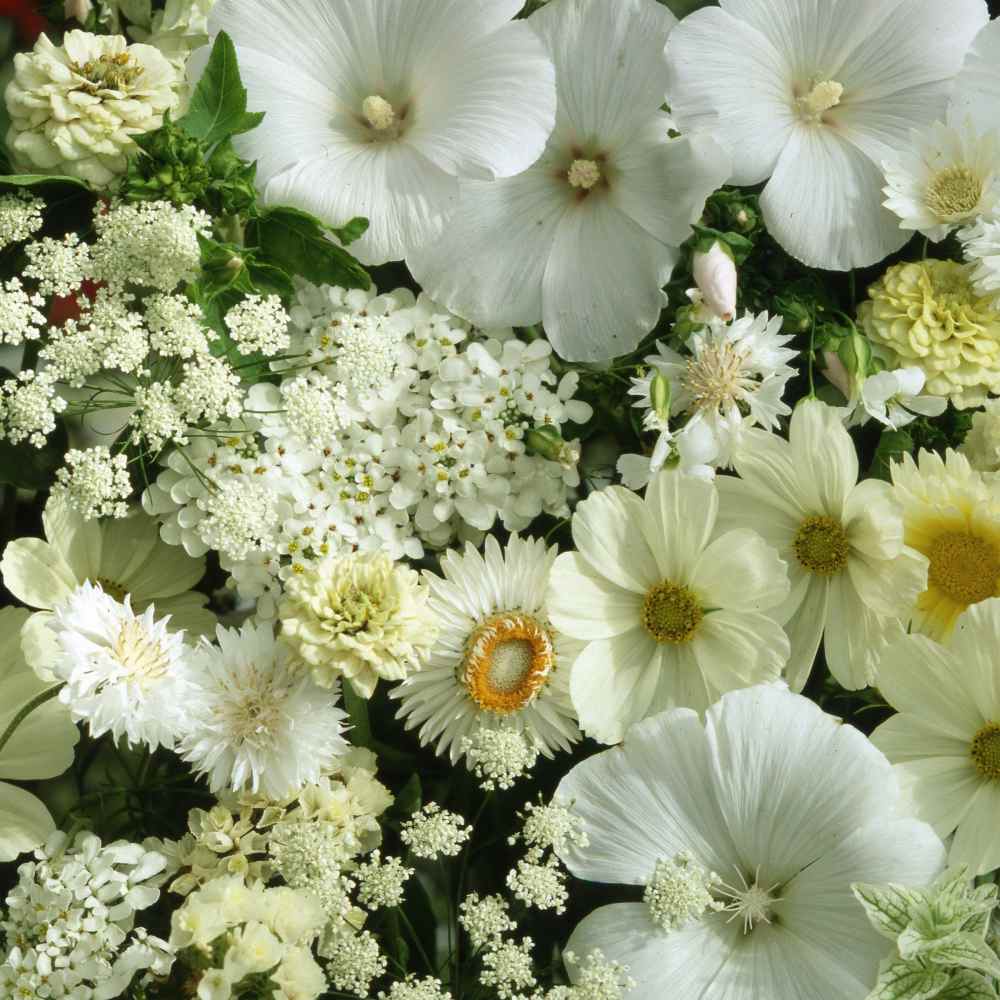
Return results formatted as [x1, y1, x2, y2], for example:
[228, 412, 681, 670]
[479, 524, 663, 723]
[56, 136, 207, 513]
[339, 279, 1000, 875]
[854, 882, 927, 941]
[932, 970, 998, 1000]
[0, 173, 91, 190]
[869, 959, 951, 1000]
[928, 933, 1000, 979]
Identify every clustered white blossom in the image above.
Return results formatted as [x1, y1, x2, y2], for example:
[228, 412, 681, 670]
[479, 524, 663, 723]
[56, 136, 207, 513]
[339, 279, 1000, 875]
[23, 233, 92, 298]
[0, 278, 45, 344]
[225, 293, 291, 355]
[0, 192, 44, 248]
[52, 446, 132, 519]
[400, 804, 472, 860]
[461, 727, 541, 791]
[0, 369, 67, 447]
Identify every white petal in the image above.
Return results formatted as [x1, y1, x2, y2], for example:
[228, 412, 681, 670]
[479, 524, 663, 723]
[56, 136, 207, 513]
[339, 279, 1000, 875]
[0, 537, 77, 611]
[788, 400, 858, 515]
[870, 715, 970, 763]
[0, 782, 55, 862]
[642, 471, 717, 583]
[783, 577, 829, 692]
[547, 552, 643, 640]
[42, 497, 101, 582]
[892, 757, 982, 839]
[693, 610, 789, 697]
[823, 575, 897, 690]
[690, 529, 790, 613]
[950, 780, 1000, 877]
[948, 599, 1000, 720]
[950, 18, 1000, 133]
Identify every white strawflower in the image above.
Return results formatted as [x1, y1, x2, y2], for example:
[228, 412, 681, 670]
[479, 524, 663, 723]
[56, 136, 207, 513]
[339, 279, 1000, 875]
[208, 0, 556, 265]
[5, 30, 179, 186]
[225, 294, 290, 356]
[0, 192, 44, 248]
[666, 0, 988, 269]
[557, 686, 945, 1000]
[49, 581, 189, 749]
[400, 804, 471, 860]
[23, 233, 91, 297]
[53, 445, 132, 519]
[178, 622, 349, 798]
[960, 398, 1000, 472]
[0, 278, 45, 345]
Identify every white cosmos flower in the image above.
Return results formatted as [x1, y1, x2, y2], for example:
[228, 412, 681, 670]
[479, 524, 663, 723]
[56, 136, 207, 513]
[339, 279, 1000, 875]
[666, 0, 988, 270]
[850, 367, 947, 431]
[49, 581, 190, 750]
[716, 399, 928, 691]
[547, 471, 790, 745]
[408, 0, 730, 362]
[391, 535, 579, 764]
[882, 119, 1000, 241]
[555, 686, 945, 1000]
[872, 599, 1000, 877]
[205, 0, 557, 265]
[178, 622, 349, 798]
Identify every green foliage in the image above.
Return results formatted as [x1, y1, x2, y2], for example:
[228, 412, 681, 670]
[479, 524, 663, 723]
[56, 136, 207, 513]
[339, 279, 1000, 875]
[0, 173, 91, 191]
[869, 428, 914, 482]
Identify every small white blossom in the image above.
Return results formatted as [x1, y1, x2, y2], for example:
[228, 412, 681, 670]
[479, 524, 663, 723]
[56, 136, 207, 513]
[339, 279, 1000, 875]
[849, 367, 947, 430]
[321, 928, 387, 995]
[400, 804, 472, 860]
[0, 277, 46, 344]
[225, 293, 291, 356]
[53, 446, 131, 518]
[506, 856, 568, 914]
[642, 852, 724, 933]
[461, 727, 540, 791]
[459, 893, 515, 950]
[559, 949, 637, 1000]
[511, 801, 589, 857]
[23, 233, 91, 297]
[481, 937, 537, 999]
[175, 354, 244, 424]
[960, 216, 1000, 303]
[0, 192, 44, 248]
[132, 382, 188, 451]
[379, 978, 453, 1000]
[1, 369, 67, 447]
[146, 293, 214, 358]
[356, 851, 413, 910]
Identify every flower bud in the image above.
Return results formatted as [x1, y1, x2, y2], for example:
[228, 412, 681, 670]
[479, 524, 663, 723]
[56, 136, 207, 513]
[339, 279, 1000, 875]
[526, 425, 578, 468]
[65, 0, 93, 21]
[692, 242, 737, 322]
[650, 371, 672, 425]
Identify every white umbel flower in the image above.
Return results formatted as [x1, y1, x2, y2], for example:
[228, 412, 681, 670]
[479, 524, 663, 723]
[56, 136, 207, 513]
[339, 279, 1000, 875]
[5, 30, 179, 186]
[204, 0, 557, 265]
[556, 686, 945, 1000]
[178, 622, 349, 798]
[408, 0, 730, 362]
[392, 535, 580, 764]
[666, 0, 988, 270]
[48, 580, 190, 750]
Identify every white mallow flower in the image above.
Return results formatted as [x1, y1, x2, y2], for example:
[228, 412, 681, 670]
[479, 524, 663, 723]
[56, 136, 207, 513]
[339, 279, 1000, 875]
[851, 367, 947, 431]
[48, 581, 190, 750]
[716, 399, 929, 691]
[205, 0, 556, 265]
[5, 30, 179, 187]
[555, 686, 946, 1000]
[178, 622, 349, 798]
[547, 471, 790, 745]
[950, 16, 1000, 136]
[408, 0, 730, 362]
[882, 120, 1000, 242]
[666, 0, 988, 270]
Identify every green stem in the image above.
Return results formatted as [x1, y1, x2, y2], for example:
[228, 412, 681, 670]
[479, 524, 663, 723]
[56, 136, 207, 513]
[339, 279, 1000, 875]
[0, 684, 66, 758]
[397, 906, 437, 976]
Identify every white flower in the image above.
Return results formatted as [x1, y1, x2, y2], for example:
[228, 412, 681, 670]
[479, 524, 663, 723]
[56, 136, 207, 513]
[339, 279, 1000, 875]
[851, 367, 948, 430]
[960, 398, 1000, 472]
[950, 16, 1000, 136]
[548, 471, 790, 744]
[0, 278, 46, 346]
[52, 446, 132, 519]
[178, 622, 349, 798]
[716, 399, 928, 690]
[392, 535, 581, 764]
[872, 599, 1000, 877]
[557, 686, 945, 1000]
[206, 0, 556, 265]
[409, 0, 729, 361]
[23, 233, 91, 297]
[691, 242, 737, 322]
[225, 294, 291, 357]
[0, 370, 67, 447]
[49, 581, 190, 749]
[883, 119, 1000, 241]
[5, 30, 179, 186]
[959, 216, 1000, 303]
[0, 192, 44, 249]
[666, 0, 988, 270]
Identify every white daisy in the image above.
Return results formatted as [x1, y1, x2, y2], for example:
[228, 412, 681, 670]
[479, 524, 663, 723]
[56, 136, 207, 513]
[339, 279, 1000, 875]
[556, 685, 945, 1000]
[391, 535, 579, 765]
[48, 581, 190, 751]
[548, 471, 790, 745]
[882, 120, 1000, 242]
[407, 0, 730, 362]
[872, 598, 1000, 877]
[666, 0, 988, 270]
[715, 399, 928, 691]
[205, 0, 557, 265]
[178, 622, 349, 798]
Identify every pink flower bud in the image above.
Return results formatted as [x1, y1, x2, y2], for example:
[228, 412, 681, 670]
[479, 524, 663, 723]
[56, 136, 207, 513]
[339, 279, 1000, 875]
[64, 0, 92, 21]
[692, 242, 737, 322]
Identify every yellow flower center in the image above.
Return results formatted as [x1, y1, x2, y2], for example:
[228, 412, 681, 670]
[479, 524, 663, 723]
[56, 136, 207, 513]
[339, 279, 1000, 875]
[927, 531, 1000, 606]
[567, 158, 602, 191]
[361, 94, 397, 132]
[970, 722, 1000, 781]
[684, 343, 754, 414]
[113, 619, 170, 684]
[461, 612, 554, 714]
[72, 52, 142, 93]
[92, 576, 127, 603]
[797, 79, 844, 122]
[642, 582, 703, 644]
[793, 516, 850, 576]
[926, 166, 983, 221]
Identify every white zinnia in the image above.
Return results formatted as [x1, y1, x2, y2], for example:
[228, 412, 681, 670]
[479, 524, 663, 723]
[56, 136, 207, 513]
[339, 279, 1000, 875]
[556, 686, 945, 1000]
[548, 471, 790, 745]
[872, 598, 1000, 877]
[49, 581, 190, 750]
[204, 0, 557, 265]
[716, 399, 928, 691]
[666, 0, 988, 270]
[408, 0, 730, 362]
[178, 622, 349, 798]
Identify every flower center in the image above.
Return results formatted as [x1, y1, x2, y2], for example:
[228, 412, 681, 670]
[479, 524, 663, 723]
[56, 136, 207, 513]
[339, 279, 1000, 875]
[926, 167, 983, 221]
[797, 79, 843, 122]
[461, 612, 555, 714]
[927, 531, 1000, 606]
[684, 343, 754, 414]
[362, 95, 397, 132]
[113, 619, 170, 684]
[567, 159, 602, 191]
[644, 852, 724, 933]
[970, 722, 1000, 780]
[91, 576, 127, 603]
[793, 515, 850, 576]
[222, 666, 285, 747]
[72, 52, 142, 93]
[719, 869, 782, 934]
[642, 582, 703, 644]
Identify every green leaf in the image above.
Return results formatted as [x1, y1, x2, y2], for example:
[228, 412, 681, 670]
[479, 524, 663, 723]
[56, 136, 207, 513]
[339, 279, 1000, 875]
[869, 959, 951, 1000]
[178, 32, 264, 146]
[330, 216, 369, 247]
[932, 970, 999, 1000]
[0, 173, 91, 190]
[928, 933, 1000, 979]
[870, 428, 914, 482]
[342, 682, 373, 750]
[394, 774, 423, 817]
[854, 882, 926, 941]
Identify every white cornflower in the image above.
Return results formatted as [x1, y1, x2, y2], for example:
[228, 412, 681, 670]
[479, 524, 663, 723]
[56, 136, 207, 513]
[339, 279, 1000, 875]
[178, 621, 349, 798]
[459, 893, 516, 950]
[0, 192, 44, 248]
[0, 278, 46, 345]
[548, 471, 790, 744]
[851, 367, 947, 431]
[400, 804, 471, 860]
[175, 354, 244, 423]
[145, 293, 213, 358]
[209, 0, 556, 265]
[506, 856, 568, 913]
[667, 0, 987, 269]
[356, 851, 413, 910]
[225, 294, 291, 356]
[52, 445, 131, 519]
[461, 727, 540, 791]
[23, 233, 91, 297]
[322, 928, 387, 995]
[960, 397, 1000, 472]
[959, 217, 1000, 303]
[409, 0, 730, 362]
[481, 937, 537, 999]
[49, 581, 189, 749]
[883, 119, 1000, 241]
[557, 686, 945, 1000]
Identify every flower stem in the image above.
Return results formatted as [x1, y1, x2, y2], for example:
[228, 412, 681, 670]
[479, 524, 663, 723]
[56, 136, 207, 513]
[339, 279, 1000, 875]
[0, 683, 66, 758]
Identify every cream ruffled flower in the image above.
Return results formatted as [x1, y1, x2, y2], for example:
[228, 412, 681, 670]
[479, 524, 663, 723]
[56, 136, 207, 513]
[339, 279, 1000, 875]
[858, 259, 1000, 409]
[279, 551, 437, 699]
[872, 598, 1000, 876]
[716, 399, 929, 690]
[548, 471, 790, 744]
[0, 607, 79, 862]
[5, 30, 179, 187]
